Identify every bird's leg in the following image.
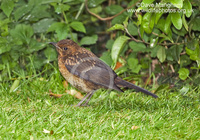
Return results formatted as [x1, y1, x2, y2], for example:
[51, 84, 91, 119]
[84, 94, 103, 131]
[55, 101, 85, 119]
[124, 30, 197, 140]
[81, 91, 95, 106]
[76, 93, 91, 107]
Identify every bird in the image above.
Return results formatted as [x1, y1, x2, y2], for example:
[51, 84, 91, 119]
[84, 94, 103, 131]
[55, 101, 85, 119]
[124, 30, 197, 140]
[49, 39, 158, 106]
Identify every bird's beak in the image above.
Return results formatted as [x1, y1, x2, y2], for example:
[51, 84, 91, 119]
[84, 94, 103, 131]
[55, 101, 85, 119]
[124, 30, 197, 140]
[49, 42, 62, 51]
[49, 42, 57, 47]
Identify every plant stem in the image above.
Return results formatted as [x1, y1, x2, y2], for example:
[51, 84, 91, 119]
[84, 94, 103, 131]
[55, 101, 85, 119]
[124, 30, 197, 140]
[75, 2, 85, 20]
[62, 11, 74, 40]
[62, 11, 68, 24]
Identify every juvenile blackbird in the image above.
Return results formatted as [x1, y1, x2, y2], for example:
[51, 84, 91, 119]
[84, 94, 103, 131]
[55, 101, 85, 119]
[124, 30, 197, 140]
[50, 39, 158, 106]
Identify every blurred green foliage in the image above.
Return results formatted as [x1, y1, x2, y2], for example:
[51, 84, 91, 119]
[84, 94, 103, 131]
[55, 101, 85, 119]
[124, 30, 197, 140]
[0, 0, 200, 87]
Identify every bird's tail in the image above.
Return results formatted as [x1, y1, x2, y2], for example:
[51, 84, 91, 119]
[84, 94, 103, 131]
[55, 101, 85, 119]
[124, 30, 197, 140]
[115, 77, 158, 98]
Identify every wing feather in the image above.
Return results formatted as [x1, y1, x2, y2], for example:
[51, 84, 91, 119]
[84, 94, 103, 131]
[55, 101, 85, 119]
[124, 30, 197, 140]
[64, 49, 122, 92]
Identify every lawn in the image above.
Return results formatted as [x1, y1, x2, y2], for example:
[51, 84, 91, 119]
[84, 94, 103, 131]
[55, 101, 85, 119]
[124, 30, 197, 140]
[0, 69, 200, 139]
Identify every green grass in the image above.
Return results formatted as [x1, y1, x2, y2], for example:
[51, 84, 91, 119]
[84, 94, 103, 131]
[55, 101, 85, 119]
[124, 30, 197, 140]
[0, 70, 200, 139]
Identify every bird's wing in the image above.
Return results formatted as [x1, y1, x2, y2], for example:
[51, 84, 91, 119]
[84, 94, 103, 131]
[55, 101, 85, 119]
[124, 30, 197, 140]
[64, 49, 122, 92]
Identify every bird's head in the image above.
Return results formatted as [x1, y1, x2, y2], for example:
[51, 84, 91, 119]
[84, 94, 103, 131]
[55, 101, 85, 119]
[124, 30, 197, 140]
[49, 39, 79, 56]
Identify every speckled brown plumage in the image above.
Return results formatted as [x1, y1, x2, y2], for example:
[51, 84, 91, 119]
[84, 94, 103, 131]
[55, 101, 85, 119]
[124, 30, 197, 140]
[50, 39, 158, 106]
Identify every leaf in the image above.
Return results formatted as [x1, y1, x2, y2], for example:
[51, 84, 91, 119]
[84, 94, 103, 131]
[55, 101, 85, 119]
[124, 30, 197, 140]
[182, 15, 188, 31]
[48, 22, 69, 40]
[183, 0, 192, 18]
[100, 51, 113, 66]
[158, 33, 173, 43]
[55, 3, 70, 13]
[127, 22, 138, 36]
[0, 37, 11, 54]
[0, 64, 5, 70]
[49, 89, 64, 98]
[185, 47, 196, 60]
[107, 24, 125, 32]
[127, 58, 141, 74]
[171, 45, 183, 61]
[66, 89, 84, 99]
[142, 13, 155, 34]
[27, 5, 51, 22]
[123, 16, 129, 28]
[70, 21, 86, 33]
[171, 13, 182, 30]
[44, 47, 57, 62]
[49, 93, 64, 98]
[164, 14, 171, 34]
[62, 0, 80, 3]
[33, 18, 55, 33]
[88, 0, 106, 7]
[1, 0, 14, 17]
[131, 125, 139, 130]
[151, 45, 159, 57]
[139, 25, 144, 39]
[191, 17, 200, 31]
[172, 26, 187, 36]
[0, 18, 10, 37]
[186, 39, 196, 50]
[111, 36, 130, 64]
[105, 40, 114, 49]
[170, 0, 183, 8]
[167, 45, 183, 61]
[10, 80, 20, 92]
[180, 86, 190, 94]
[157, 46, 166, 63]
[129, 41, 146, 52]
[14, 3, 33, 21]
[90, 5, 102, 14]
[155, 13, 163, 24]
[137, 14, 142, 26]
[10, 24, 34, 44]
[111, 13, 127, 25]
[154, 84, 169, 93]
[114, 61, 123, 70]
[185, 39, 200, 63]
[48, 22, 61, 32]
[180, 55, 191, 67]
[43, 129, 51, 134]
[80, 35, 98, 45]
[105, 5, 123, 15]
[178, 68, 189, 80]
[26, 39, 46, 54]
[63, 80, 69, 89]
[142, 0, 155, 4]
[41, 0, 62, 4]
[156, 18, 165, 32]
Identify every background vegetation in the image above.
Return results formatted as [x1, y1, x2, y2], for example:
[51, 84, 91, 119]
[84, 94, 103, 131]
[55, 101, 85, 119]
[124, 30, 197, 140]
[0, 0, 200, 139]
[1, 0, 200, 88]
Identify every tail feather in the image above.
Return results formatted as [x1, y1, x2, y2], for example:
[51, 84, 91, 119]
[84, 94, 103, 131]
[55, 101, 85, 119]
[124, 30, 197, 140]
[115, 77, 158, 98]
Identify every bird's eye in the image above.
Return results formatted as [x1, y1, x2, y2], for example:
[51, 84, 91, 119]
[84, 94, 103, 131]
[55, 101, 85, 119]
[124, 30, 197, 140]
[63, 47, 68, 50]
